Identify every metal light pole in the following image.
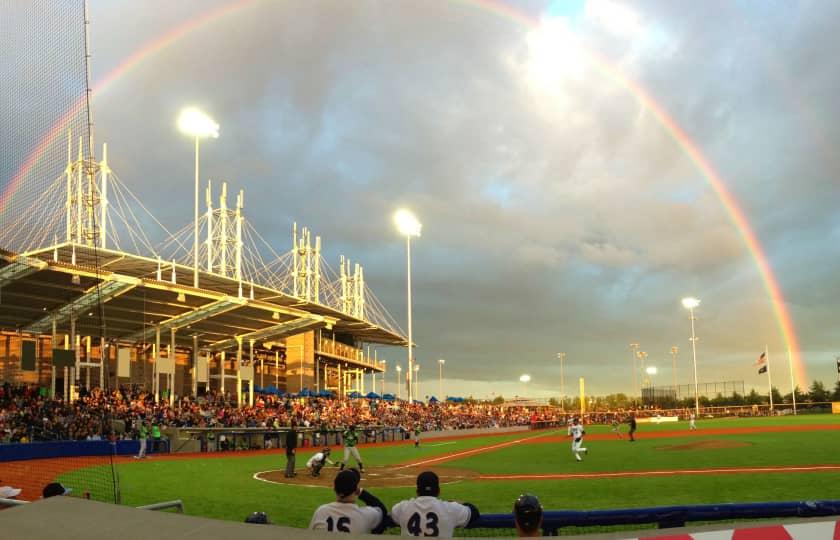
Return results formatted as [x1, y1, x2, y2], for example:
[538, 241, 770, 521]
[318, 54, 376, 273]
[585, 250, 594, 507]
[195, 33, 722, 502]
[670, 346, 679, 397]
[682, 297, 701, 417]
[395, 209, 421, 403]
[381, 360, 386, 395]
[414, 363, 420, 402]
[395, 365, 402, 400]
[177, 107, 219, 289]
[557, 352, 566, 410]
[629, 343, 640, 400]
[438, 358, 445, 399]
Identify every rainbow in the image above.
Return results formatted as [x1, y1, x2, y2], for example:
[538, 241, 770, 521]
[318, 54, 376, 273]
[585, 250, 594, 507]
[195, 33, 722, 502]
[1, 0, 806, 385]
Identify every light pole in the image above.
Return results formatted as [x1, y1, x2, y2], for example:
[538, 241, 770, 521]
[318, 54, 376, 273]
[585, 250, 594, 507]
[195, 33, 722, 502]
[557, 352, 566, 410]
[394, 209, 421, 402]
[670, 346, 679, 398]
[395, 365, 402, 400]
[519, 374, 531, 399]
[682, 297, 701, 417]
[381, 360, 387, 395]
[629, 343, 640, 401]
[438, 358, 445, 399]
[414, 363, 420, 402]
[645, 366, 658, 406]
[177, 107, 219, 288]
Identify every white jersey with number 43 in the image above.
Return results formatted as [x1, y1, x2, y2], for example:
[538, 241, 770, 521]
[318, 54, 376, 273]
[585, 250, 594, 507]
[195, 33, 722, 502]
[309, 502, 383, 533]
[392, 496, 472, 537]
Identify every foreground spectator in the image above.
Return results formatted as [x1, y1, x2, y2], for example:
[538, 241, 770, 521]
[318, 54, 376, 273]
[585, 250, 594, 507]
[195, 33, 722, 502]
[245, 511, 271, 524]
[42, 482, 71, 498]
[513, 494, 543, 537]
[309, 469, 387, 533]
[391, 471, 480, 537]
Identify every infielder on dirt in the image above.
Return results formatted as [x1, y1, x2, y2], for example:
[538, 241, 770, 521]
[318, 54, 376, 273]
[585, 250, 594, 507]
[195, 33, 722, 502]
[307, 448, 335, 477]
[340, 425, 364, 473]
[567, 417, 588, 462]
[391, 471, 480, 537]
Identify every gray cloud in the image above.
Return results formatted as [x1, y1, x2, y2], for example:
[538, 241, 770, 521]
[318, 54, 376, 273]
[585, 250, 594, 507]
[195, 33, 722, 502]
[63, 0, 840, 395]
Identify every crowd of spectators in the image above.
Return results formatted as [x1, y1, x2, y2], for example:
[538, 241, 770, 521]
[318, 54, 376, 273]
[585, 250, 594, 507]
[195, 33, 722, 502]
[0, 383, 565, 444]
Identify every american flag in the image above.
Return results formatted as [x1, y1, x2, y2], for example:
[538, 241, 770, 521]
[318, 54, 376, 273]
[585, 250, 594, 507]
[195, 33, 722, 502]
[754, 352, 766, 366]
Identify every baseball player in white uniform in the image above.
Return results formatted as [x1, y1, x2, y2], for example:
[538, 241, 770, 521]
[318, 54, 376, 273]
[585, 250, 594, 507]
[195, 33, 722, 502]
[307, 448, 335, 477]
[689, 412, 697, 430]
[567, 417, 588, 462]
[309, 469, 387, 534]
[391, 471, 480, 537]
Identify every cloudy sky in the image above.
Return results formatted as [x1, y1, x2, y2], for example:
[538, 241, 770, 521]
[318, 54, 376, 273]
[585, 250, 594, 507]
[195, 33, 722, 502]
[15, 0, 840, 398]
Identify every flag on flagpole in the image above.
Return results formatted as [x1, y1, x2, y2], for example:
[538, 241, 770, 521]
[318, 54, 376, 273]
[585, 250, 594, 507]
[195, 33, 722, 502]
[755, 352, 767, 374]
[758, 365, 768, 374]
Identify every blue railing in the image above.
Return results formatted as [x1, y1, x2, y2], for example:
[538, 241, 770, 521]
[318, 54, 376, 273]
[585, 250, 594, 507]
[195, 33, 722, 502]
[474, 500, 840, 535]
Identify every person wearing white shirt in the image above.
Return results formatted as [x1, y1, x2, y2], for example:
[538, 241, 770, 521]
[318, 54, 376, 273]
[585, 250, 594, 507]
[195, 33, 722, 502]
[391, 471, 480, 537]
[307, 447, 335, 477]
[567, 417, 588, 462]
[309, 469, 387, 534]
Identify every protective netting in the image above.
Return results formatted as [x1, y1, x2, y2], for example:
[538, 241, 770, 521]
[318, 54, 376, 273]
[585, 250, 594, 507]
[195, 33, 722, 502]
[0, 452, 119, 503]
[0, 0, 92, 251]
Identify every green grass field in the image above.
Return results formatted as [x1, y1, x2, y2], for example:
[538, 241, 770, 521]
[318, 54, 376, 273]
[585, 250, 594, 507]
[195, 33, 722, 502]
[63, 415, 840, 529]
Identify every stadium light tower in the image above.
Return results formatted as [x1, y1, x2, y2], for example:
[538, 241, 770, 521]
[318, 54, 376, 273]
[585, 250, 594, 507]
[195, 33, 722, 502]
[394, 208, 421, 402]
[670, 346, 679, 393]
[414, 363, 420, 402]
[178, 107, 219, 288]
[629, 343, 640, 400]
[438, 358, 445, 399]
[557, 352, 566, 409]
[395, 364, 402, 400]
[681, 297, 701, 417]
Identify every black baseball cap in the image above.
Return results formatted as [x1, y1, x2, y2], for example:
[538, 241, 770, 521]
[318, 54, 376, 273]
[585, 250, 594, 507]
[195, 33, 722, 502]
[417, 471, 440, 496]
[42, 482, 72, 498]
[514, 494, 543, 530]
[245, 511, 271, 524]
[334, 470, 360, 497]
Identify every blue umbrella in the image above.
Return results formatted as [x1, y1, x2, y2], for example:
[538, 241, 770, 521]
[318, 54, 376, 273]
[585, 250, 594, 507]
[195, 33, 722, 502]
[366, 392, 381, 399]
[348, 391, 362, 399]
[381, 393, 395, 401]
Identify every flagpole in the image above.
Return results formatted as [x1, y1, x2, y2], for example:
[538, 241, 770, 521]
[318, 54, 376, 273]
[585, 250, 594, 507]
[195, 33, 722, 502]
[765, 345, 774, 414]
[788, 349, 797, 416]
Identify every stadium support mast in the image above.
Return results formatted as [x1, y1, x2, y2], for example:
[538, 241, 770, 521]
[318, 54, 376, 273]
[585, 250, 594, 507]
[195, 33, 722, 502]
[62, 131, 109, 250]
[292, 223, 322, 303]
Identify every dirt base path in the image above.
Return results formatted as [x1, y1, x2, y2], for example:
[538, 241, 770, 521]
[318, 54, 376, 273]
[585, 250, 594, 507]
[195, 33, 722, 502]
[255, 465, 479, 489]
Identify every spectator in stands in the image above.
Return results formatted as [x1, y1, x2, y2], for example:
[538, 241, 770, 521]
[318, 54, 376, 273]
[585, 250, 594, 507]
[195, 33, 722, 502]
[391, 471, 480, 537]
[309, 469, 387, 533]
[42, 482, 71, 498]
[244, 511, 271, 524]
[285, 420, 298, 478]
[513, 494, 543, 537]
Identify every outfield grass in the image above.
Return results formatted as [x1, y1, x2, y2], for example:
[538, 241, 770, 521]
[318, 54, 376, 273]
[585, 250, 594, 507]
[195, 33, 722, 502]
[58, 415, 840, 528]
[445, 431, 840, 473]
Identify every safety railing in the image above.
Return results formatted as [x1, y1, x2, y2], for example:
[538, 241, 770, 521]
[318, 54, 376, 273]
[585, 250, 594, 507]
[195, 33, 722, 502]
[470, 500, 840, 536]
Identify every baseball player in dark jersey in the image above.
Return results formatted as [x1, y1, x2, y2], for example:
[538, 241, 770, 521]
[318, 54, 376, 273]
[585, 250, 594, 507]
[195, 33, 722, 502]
[628, 413, 637, 442]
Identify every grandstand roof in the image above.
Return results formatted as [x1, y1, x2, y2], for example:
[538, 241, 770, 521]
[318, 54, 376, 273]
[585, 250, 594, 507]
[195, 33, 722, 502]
[0, 244, 407, 350]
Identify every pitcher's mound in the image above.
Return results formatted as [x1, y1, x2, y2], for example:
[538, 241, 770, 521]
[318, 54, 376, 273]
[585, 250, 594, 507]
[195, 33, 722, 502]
[255, 465, 478, 488]
[657, 440, 752, 451]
